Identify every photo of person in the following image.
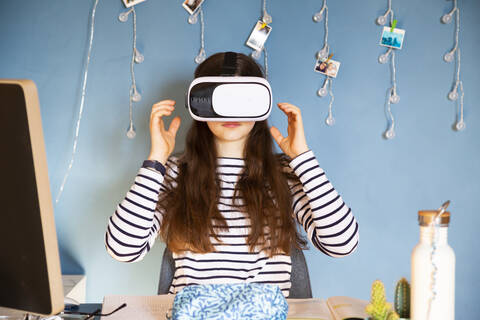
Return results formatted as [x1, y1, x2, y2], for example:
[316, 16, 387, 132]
[314, 58, 341, 78]
[246, 20, 272, 52]
[182, 0, 205, 15]
[380, 27, 405, 49]
[122, 0, 147, 8]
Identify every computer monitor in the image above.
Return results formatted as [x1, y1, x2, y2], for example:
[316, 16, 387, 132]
[0, 79, 64, 317]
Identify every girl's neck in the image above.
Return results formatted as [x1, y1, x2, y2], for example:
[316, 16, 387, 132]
[215, 137, 246, 159]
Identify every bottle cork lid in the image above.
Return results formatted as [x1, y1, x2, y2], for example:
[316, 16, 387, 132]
[418, 210, 450, 226]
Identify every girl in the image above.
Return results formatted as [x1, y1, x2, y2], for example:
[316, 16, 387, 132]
[105, 52, 359, 298]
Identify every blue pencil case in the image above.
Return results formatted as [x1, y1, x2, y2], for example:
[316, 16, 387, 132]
[169, 283, 288, 320]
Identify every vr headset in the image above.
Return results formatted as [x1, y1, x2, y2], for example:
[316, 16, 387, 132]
[185, 52, 272, 121]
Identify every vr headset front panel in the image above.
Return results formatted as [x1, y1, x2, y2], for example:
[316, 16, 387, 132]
[186, 76, 272, 122]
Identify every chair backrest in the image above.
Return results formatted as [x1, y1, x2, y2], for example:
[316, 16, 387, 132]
[157, 246, 312, 298]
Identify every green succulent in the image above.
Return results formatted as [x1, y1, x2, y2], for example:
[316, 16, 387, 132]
[366, 280, 400, 320]
[394, 278, 410, 318]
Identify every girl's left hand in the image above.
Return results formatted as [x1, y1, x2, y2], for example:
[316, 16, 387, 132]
[270, 103, 310, 159]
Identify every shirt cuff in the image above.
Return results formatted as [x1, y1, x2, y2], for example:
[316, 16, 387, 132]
[289, 149, 314, 166]
[142, 160, 166, 176]
[288, 149, 318, 172]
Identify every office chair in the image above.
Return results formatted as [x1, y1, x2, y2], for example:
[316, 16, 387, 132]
[157, 245, 313, 298]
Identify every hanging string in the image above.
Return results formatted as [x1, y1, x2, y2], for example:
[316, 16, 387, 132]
[313, 0, 329, 59]
[263, 46, 268, 79]
[325, 77, 335, 126]
[426, 201, 450, 320]
[426, 217, 440, 320]
[200, 9, 205, 55]
[194, 8, 206, 64]
[385, 87, 396, 139]
[384, 48, 398, 139]
[252, 0, 271, 74]
[313, 0, 335, 126]
[377, 0, 400, 139]
[262, 0, 272, 24]
[442, 0, 465, 131]
[118, 3, 144, 139]
[323, 5, 329, 56]
[56, 0, 100, 205]
[456, 79, 465, 130]
[376, 0, 392, 25]
[126, 7, 139, 139]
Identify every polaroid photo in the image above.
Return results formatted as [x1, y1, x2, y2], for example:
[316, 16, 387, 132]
[122, 0, 147, 8]
[246, 20, 272, 52]
[314, 58, 341, 78]
[379, 27, 405, 49]
[182, 0, 205, 15]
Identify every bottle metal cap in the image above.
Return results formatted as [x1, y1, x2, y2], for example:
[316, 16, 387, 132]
[418, 210, 450, 227]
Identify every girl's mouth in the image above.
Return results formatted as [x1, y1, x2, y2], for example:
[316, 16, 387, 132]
[222, 122, 240, 128]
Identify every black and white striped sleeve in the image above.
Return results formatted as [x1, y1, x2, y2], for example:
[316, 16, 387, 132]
[104, 157, 178, 262]
[286, 150, 359, 257]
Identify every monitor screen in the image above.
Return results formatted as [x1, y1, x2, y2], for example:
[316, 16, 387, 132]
[0, 80, 64, 316]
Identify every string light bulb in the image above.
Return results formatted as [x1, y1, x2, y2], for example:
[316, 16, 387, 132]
[325, 112, 335, 126]
[317, 78, 329, 97]
[376, 7, 391, 26]
[131, 86, 141, 102]
[378, 53, 388, 64]
[251, 49, 261, 60]
[195, 47, 206, 64]
[390, 94, 400, 104]
[376, 14, 387, 26]
[313, 8, 325, 22]
[455, 120, 465, 131]
[378, 48, 392, 64]
[126, 123, 136, 139]
[443, 49, 455, 63]
[441, 8, 456, 24]
[134, 48, 144, 63]
[262, 11, 272, 24]
[390, 88, 400, 104]
[316, 45, 329, 60]
[118, 8, 133, 23]
[448, 84, 458, 101]
[384, 126, 396, 139]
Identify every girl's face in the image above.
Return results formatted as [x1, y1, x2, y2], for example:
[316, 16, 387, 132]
[207, 121, 255, 142]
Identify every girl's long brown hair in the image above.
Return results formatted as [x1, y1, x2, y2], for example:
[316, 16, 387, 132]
[157, 52, 307, 257]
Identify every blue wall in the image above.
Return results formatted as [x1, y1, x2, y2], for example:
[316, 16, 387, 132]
[1, 0, 479, 317]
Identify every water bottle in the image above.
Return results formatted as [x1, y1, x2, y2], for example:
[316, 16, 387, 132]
[411, 202, 455, 320]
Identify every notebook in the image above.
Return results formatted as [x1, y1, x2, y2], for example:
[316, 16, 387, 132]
[287, 296, 369, 320]
[100, 295, 174, 319]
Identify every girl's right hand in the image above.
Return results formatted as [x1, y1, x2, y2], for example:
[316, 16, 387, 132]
[148, 99, 181, 165]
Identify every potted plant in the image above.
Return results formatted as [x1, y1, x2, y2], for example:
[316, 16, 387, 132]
[394, 278, 410, 320]
[365, 280, 399, 320]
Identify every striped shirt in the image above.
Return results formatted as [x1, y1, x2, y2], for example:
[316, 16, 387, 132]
[104, 150, 359, 298]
